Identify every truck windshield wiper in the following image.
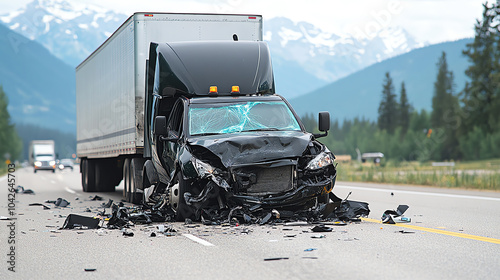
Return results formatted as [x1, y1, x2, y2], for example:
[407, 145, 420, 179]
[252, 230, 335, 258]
[192, 132, 221, 136]
[245, 128, 281, 132]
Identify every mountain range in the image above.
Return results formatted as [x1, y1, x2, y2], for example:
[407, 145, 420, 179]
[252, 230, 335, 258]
[1, 0, 425, 98]
[289, 38, 472, 121]
[0, 0, 472, 134]
[0, 22, 75, 133]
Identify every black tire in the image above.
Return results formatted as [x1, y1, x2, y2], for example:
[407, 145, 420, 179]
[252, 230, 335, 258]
[82, 159, 97, 192]
[95, 159, 116, 192]
[127, 158, 143, 204]
[34, 169, 37, 173]
[123, 158, 130, 200]
[52, 169, 56, 173]
[173, 172, 192, 221]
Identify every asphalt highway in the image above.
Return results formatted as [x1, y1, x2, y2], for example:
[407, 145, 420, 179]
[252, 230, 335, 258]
[1, 166, 499, 279]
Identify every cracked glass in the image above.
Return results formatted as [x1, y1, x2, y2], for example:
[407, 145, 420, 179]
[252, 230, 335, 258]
[189, 101, 301, 136]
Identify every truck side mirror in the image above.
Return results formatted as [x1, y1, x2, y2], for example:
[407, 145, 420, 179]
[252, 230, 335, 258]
[314, 111, 330, 139]
[154, 116, 167, 136]
[318, 111, 330, 132]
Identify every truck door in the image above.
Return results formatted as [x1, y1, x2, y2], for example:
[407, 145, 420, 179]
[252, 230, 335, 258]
[163, 99, 184, 179]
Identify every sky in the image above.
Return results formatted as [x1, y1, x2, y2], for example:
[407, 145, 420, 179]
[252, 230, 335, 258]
[0, 0, 489, 44]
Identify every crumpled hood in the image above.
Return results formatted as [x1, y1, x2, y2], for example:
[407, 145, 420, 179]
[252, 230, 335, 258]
[188, 131, 312, 168]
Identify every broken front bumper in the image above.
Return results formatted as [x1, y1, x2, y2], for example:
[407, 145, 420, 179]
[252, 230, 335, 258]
[230, 173, 336, 209]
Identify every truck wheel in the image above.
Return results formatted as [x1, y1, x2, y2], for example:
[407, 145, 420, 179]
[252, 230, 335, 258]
[171, 172, 193, 221]
[95, 159, 116, 192]
[82, 159, 97, 192]
[127, 158, 143, 204]
[123, 159, 130, 200]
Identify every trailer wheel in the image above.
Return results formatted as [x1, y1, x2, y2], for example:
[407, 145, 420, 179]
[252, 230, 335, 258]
[123, 158, 130, 199]
[95, 160, 116, 192]
[82, 159, 97, 192]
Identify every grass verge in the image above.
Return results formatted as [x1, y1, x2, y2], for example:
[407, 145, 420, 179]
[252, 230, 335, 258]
[337, 159, 500, 191]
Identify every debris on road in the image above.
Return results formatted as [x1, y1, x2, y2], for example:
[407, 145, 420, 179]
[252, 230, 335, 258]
[84, 268, 96, 272]
[382, 205, 411, 224]
[311, 225, 333, 232]
[324, 192, 370, 222]
[264, 257, 289, 261]
[102, 199, 113, 208]
[61, 214, 100, 229]
[90, 195, 103, 201]
[311, 234, 326, 239]
[1, 216, 12, 220]
[304, 248, 317, 252]
[16, 186, 35, 194]
[122, 229, 134, 237]
[44, 198, 70, 207]
[28, 203, 51, 210]
[397, 230, 415, 234]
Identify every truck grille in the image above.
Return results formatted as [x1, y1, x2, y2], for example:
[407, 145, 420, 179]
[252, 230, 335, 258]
[236, 165, 294, 195]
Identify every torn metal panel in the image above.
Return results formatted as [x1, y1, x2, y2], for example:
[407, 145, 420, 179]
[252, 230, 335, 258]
[326, 192, 370, 221]
[187, 131, 311, 168]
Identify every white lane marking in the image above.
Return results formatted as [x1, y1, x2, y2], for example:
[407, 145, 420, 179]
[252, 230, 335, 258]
[0, 175, 6, 182]
[336, 184, 500, 201]
[65, 187, 77, 194]
[183, 234, 215, 246]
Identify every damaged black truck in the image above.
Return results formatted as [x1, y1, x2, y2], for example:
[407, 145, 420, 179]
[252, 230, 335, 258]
[76, 13, 337, 221]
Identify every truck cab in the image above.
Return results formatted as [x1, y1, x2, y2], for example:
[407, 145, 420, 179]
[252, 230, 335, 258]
[142, 41, 337, 220]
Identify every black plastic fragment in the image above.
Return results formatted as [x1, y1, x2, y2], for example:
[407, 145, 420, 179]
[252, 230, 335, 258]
[55, 198, 70, 207]
[259, 212, 272, 225]
[311, 225, 333, 232]
[264, 257, 289, 261]
[28, 203, 51, 210]
[107, 204, 130, 228]
[122, 231, 134, 237]
[16, 186, 35, 194]
[84, 268, 96, 272]
[327, 192, 370, 221]
[62, 214, 99, 229]
[102, 199, 113, 208]
[90, 195, 103, 201]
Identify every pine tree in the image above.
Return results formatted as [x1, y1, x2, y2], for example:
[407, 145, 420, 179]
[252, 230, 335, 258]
[430, 52, 461, 159]
[399, 82, 411, 134]
[0, 86, 22, 163]
[431, 52, 453, 128]
[378, 72, 398, 133]
[462, 2, 500, 134]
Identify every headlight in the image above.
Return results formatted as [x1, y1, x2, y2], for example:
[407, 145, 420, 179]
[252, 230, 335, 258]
[49, 161, 56, 166]
[34, 161, 42, 167]
[192, 158, 215, 177]
[306, 152, 334, 170]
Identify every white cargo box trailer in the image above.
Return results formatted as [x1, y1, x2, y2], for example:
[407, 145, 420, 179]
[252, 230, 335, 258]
[77, 13, 262, 159]
[76, 13, 262, 192]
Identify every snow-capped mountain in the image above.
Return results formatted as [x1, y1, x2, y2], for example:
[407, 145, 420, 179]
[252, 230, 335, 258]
[0, 0, 126, 66]
[265, 17, 423, 83]
[1, 0, 424, 97]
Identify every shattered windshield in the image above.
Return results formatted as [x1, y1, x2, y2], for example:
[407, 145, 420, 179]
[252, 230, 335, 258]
[189, 101, 301, 136]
